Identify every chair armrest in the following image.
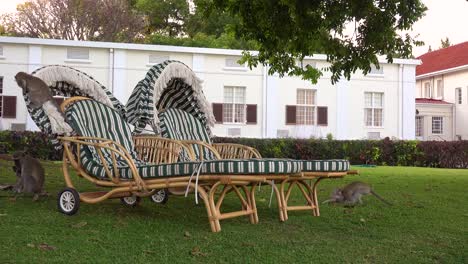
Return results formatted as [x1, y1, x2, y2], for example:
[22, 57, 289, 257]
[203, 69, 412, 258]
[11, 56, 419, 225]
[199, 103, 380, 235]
[212, 143, 262, 159]
[178, 140, 222, 160]
[132, 135, 195, 163]
[59, 136, 147, 190]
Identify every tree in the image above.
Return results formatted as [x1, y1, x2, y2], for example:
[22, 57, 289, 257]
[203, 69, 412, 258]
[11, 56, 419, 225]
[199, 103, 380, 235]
[185, 0, 239, 38]
[202, 0, 427, 83]
[134, 0, 190, 37]
[440, 37, 451, 49]
[0, 0, 145, 42]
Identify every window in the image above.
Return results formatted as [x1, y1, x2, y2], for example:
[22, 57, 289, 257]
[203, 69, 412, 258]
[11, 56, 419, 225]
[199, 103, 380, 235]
[432, 116, 443, 134]
[436, 80, 444, 98]
[364, 92, 383, 127]
[369, 64, 384, 75]
[0, 76, 3, 94]
[149, 54, 169, 65]
[296, 89, 316, 125]
[456, 88, 462, 104]
[424, 82, 432, 98]
[415, 116, 424, 137]
[67, 48, 89, 60]
[225, 57, 245, 68]
[223, 86, 246, 123]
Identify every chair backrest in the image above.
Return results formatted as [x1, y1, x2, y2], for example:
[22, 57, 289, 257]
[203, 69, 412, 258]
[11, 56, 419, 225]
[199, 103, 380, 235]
[65, 99, 140, 166]
[159, 108, 214, 160]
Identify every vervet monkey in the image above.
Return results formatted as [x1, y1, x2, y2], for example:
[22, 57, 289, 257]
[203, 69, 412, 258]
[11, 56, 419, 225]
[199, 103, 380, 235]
[15, 72, 54, 109]
[323, 181, 392, 206]
[15, 72, 73, 134]
[12, 151, 45, 200]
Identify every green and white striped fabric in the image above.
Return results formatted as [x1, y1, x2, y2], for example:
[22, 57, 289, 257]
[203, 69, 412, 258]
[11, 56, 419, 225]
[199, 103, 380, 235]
[300, 160, 350, 172]
[82, 158, 302, 179]
[65, 100, 142, 174]
[125, 60, 212, 135]
[159, 108, 215, 161]
[66, 99, 300, 179]
[24, 65, 125, 150]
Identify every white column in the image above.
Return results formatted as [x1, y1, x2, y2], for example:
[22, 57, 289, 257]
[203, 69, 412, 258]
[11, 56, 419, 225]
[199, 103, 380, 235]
[108, 48, 114, 92]
[265, 73, 279, 138]
[335, 78, 349, 139]
[26, 45, 42, 131]
[401, 65, 416, 139]
[112, 49, 127, 103]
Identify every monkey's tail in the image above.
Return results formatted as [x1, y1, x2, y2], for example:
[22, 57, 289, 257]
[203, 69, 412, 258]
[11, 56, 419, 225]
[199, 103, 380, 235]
[370, 191, 393, 206]
[322, 199, 333, 204]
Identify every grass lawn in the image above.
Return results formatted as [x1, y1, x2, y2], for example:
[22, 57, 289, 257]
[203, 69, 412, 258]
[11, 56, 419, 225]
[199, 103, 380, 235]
[0, 159, 467, 263]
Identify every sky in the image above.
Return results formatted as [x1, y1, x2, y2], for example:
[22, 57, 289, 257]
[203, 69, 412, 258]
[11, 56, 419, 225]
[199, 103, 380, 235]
[0, 0, 467, 57]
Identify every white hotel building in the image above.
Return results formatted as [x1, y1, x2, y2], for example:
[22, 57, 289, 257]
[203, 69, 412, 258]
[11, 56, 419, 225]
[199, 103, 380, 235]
[0, 37, 420, 139]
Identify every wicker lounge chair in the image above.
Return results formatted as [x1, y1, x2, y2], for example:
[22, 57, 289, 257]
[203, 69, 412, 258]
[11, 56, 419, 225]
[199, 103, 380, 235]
[58, 97, 302, 232]
[123, 60, 355, 220]
[158, 108, 354, 221]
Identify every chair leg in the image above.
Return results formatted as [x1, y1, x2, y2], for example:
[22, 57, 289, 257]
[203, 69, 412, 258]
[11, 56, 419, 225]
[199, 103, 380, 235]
[207, 181, 260, 232]
[208, 182, 222, 232]
[250, 184, 259, 224]
[194, 184, 218, 232]
[279, 179, 290, 221]
[279, 178, 320, 218]
[266, 181, 285, 222]
[312, 177, 324, 216]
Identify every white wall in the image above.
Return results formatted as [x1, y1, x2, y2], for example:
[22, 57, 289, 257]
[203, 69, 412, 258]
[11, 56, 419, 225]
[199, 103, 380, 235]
[417, 68, 468, 139]
[0, 37, 419, 140]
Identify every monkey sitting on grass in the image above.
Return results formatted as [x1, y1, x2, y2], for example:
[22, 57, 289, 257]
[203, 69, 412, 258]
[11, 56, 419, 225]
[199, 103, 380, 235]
[11, 151, 45, 201]
[323, 181, 392, 206]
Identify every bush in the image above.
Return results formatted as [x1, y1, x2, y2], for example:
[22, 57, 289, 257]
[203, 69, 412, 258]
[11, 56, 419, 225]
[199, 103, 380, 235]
[1, 130, 467, 168]
[213, 137, 468, 169]
[0, 130, 62, 160]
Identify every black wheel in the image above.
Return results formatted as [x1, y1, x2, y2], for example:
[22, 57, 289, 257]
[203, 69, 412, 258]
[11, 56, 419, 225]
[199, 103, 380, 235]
[150, 189, 169, 204]
[57, 188, 80, 215]
[120, 195, 141, 207]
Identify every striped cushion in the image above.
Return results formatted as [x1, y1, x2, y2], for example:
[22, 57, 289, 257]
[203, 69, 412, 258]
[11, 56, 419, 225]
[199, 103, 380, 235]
[82, 158, 301, 179]
[159, 108, 215, 160]
[125, 60, 212, 135]
[65, 99, 142, 171]
[300, 159, 350, 172]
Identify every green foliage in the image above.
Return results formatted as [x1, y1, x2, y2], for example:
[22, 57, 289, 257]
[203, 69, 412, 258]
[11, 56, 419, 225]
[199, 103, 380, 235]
[204, 0, 427, 83]
[213, 137, 468, 169]
[440, 37, 451, 49]
[0, 131, 61, 160]
[146, 31, 258, 50]
[134, 0, 189, 37]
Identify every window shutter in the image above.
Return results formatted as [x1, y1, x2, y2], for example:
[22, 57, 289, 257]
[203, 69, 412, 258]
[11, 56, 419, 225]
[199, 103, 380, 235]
[212, 103, 223, 123]
[317, 106, 328, 126]
[285, 105, 297, 125]
[2, 96, 17, 118]
[246, 104, 257, 124]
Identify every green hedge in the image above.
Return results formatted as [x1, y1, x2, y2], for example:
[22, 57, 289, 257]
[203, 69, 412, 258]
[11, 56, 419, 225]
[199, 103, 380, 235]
[213, 137, 468, 169]
[1, 131, 467, 168]
[0, 130, 61, 160]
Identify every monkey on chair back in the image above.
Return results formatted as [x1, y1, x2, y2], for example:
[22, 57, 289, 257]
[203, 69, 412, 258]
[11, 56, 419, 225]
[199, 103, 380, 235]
[15, 72, 55, 109]
[14, 71, 73, 134]
[12, 150, 45, 201]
